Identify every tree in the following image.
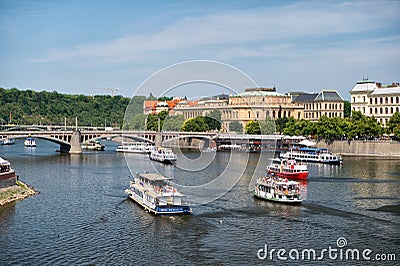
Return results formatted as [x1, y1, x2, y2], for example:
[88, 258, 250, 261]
[229, 121, 243, 133]
[124, 113, 146, 130]
[388, 112, 400, 136]
[181, 117, 209, 132]
[162, 115, 185, 131]
[146, 110, 169, 131]
[245, 120, 261, 134]
[344, 101, 351, 118]
[205, 110, 222, 131]
[260, 117, 276, 134]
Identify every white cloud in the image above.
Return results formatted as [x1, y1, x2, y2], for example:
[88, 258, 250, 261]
[29, 1, 400, 65]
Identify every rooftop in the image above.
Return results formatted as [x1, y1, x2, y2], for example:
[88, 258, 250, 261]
[138, 173, 172, 181]
[314, 90, 344, 101]
[292, 90, 343, 102]
[370, 86, 400, 96]
[234, 87, 285, 97]
[350, 79, 378, 93]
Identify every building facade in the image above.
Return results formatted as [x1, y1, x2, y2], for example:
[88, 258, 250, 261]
[350, 79, 400, 126]
[291, 90, 344, 122]
[174, 87, 325, 132]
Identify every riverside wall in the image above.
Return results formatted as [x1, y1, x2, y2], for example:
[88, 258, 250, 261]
[315, 140, 400, 158]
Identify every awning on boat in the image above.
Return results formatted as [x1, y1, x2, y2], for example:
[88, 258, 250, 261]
[0, 157, 10, 166]
[298, 139, 316, 147]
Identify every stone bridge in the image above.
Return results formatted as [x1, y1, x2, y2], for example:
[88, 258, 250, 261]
[0, 130, 217, 154]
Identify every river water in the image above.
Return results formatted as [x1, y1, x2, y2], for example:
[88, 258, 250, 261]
[0, 140, 399, 265]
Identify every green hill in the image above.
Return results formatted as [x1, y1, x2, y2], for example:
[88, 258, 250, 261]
[0, 88, 149, 128]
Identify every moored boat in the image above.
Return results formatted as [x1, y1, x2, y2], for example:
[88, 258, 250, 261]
[0, 138, 15, 145]
[116, 142, 156, 154]
[125, 172, 191, 215]
[0, 157, 16, 188]
[81, 140, 105, 151]
[254, 175, 302, 204]
[150, 147, 177, 164]
[24, 137, 36, 147]
[267, 158, 308, 180]
[280, 148, 342, 164]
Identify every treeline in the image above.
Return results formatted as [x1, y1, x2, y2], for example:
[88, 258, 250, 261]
[251, 111, 400, 139]
[125, 109, 400, 140]
[0, 88, 152, 128]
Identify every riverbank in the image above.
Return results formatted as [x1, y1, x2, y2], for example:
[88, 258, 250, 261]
[315, 140, 400, 158]
[0, 180, 37, 206]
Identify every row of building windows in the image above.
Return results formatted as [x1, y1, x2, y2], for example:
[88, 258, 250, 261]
[355, 106, 400, 115]
[248, 110, 292, 119]
[369, 96, 400, 105]
[354, 96, 400, 104]
[304, 112, 342, 119]
[305, 103, 342, 110]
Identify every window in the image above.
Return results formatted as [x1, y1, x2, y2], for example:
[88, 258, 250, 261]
[391, 97, 393, 104]
[363, 96, 365, 102]
[385, 97, 388, 104]
[385, 107, 388, 114]
[352, 97, 355, 103]
[370, 98, 373, 104]
[390, 107, 393, 114]
[380, 98, 383, 104]
[375, 98, 378, 104]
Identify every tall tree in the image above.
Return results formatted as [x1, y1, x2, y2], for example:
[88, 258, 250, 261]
[229, 121, 243, 133]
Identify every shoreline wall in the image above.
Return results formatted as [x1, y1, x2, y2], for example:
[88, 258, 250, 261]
[0, 171, 16, 189]
[315, 140, 400, 158]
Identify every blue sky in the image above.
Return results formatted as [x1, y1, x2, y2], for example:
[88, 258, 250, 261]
[0, 0, 399, 100]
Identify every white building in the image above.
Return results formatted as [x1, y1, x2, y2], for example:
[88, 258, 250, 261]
[350, 79, 400, 126]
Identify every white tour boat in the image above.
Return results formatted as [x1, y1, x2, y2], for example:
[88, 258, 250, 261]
[280, 147, 342, 164]
[116, 142, 156, 154]
[81, 140, 105, 151]
[150, 147, 177, 164]
[125, 172, 191, 215]
[0, 138, 15, 145]
[24, 137, 36, 147]
[254, 175, 302, 204]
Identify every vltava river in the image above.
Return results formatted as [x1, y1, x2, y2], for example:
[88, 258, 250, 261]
[0, 140, 399, 265]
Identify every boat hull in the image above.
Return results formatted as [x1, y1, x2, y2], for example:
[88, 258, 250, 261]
[253, 191, 302, 204]
[126, 190, 191, 215]
[149, 157, 176, 164]
[267, 170, 308, 180]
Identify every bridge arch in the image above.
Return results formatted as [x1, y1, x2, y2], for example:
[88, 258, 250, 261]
[83, 134, 155, 144]
[2, 134, 72, 152]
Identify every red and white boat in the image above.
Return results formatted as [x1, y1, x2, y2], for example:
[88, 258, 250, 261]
[267, 158, 308, 180]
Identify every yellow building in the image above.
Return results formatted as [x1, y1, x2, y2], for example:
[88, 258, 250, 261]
[175, 88, 303, 132]
[173, 87, 345, 132]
